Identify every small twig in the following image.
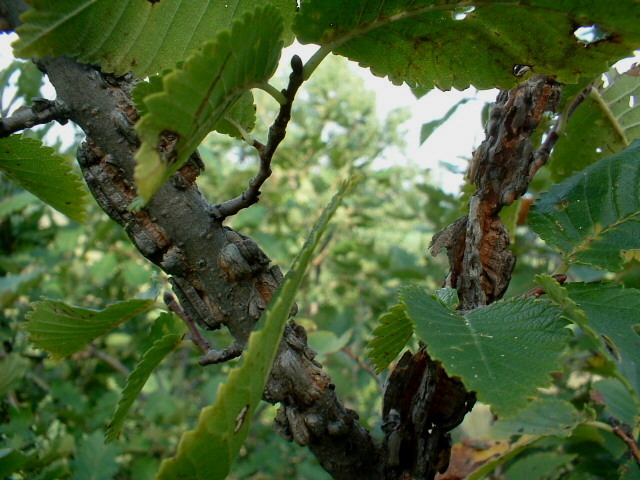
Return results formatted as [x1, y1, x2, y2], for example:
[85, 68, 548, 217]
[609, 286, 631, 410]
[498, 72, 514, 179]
[163, 292, 212, 355]
[0, 98, 69, 138]
[529, 82, 593, 179]
[342, 346, 384, 395]
[211, 55, 305, 220]
[88, 345, 131, 377]
[610, 417, 640, 467]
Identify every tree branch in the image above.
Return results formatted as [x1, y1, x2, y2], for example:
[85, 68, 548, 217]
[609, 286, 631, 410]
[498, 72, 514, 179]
[35, 54, 383, 479]
[610, 417, 640, 467]
[0, 98, 69, 138]
[211, 55, 305, 220]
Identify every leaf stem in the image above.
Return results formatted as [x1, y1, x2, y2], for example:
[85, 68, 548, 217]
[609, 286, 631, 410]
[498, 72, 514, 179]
[223, 116, 255, 145]
[254, 82, 287, 105]
[303, 45, 332, 80]
[590, 87, 629, 147]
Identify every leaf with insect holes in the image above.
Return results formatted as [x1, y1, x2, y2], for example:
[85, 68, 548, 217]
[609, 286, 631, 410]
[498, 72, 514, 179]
[157, 177, 359, 480]
[401, 286, 570, 416]
[14, 0, 296, 78]
[0, 135, 87, 222]
[295, 0, 640, 90]
[133, 5, 283, 203]
[24, 298, 155, 359]
[529, 140, 640, 272]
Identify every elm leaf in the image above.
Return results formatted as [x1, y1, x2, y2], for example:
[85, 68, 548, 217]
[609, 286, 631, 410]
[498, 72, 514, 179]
[402, 286, 569, 416]
[24, 298, 155, 360]
[0, 135, 86, 222]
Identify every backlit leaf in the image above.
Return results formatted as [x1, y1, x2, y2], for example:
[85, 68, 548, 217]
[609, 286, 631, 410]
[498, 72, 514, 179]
[529, 140, 640, 271]
[295, 0, 640, 90]
[24, 298, 155, 360]
[14, 0, 296, 78]
[134, 5, 283, 202]
[0, 135, 87, 222]
[368, 304, 414, 373]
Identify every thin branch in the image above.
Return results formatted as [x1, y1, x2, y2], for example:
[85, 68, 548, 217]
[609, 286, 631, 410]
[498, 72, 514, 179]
[0, 98, 69, 138]
[529, 82, 593, 179]
[163, 292, 212, 355]
[342, 346, 384, 394]
[88, 345, 131, 377]
[211, 55, 305, 220]
[610, 417, 640, 467]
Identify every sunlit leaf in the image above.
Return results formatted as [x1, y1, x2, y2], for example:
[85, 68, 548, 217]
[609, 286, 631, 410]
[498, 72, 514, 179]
[0, 135, 87, 222]
[402, 286, 569, 416]
[24, 298, 156, 360]
[106, 313, 185, 443]
[134, 5, 283, 202]
[14, 0, 296, 78]
[295, 0, 640, 90]
[368, 304, 414, 373]
[157, 176, 359, 480]
[529, 140, 640, 272]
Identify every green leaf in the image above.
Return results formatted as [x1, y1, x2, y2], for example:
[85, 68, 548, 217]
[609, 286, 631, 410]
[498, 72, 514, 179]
[24, 298, 156, 360]
[106, 313, 185, 443]
[0, 355, 29, 397]
[157, 176, 358, 480]
[134, 5, 283, 203]
[595, 378, 639, 426]
[368, 304, 414, 374]
[420, 98, 470, 144]
[0, 135, 87, 222]
[307, 329, 352, 362]
[0, 449, 31, 479]
[0, 268, 43, 309]
[0, 190, 38, 217]
[529, 140, 640, 272]
[491, 397, 588, 438]
[434, 286, 459, 308]
[70, 431, 120, 480]
[550, 64, 640, 181]
[566, 282, 640, 395]
[402, 286, 570, 416]
[14, 0, 296, 78]
[536, 277, 640, 406]
[503, 452, 578, 480]
[295, 1, 640, 90]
